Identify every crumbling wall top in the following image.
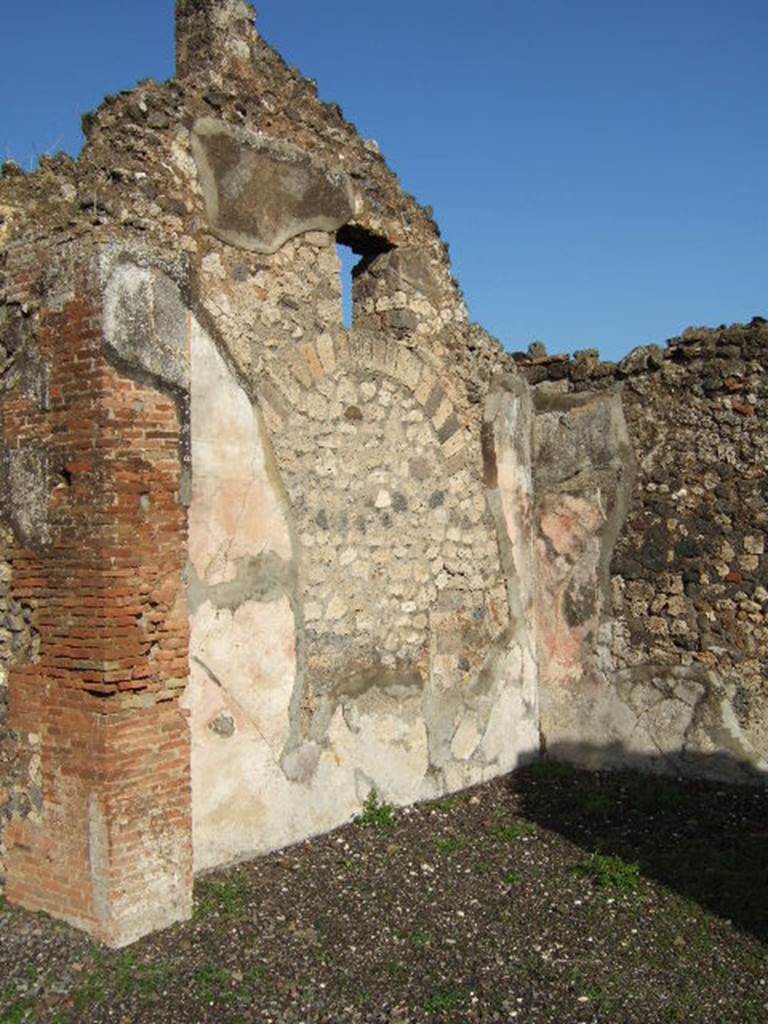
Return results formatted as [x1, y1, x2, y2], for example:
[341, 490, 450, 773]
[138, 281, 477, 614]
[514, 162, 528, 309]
[0, 0, 465, 322]
[176, 0, 259, 83]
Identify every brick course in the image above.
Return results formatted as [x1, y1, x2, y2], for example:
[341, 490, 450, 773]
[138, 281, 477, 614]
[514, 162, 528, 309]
[1, 249, 191, 945]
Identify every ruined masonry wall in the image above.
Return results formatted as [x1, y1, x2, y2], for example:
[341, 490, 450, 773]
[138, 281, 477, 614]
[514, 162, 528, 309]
[0, 241, 192, 945]
[608, 326, 767, 722]
[0, 0, 765, 947]
[183, 308, 538, 872]
[517, 321, 768, 779]
[0, 522, 41, 887]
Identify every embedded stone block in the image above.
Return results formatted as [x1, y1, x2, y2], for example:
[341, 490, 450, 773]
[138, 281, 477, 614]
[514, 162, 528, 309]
[191, 118, 356, 254]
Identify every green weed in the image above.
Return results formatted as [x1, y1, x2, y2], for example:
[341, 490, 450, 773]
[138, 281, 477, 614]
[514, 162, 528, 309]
[529, 759, 574, 781]
[578, 852, 640, 892]
[194, 964, 235, 1005]
[194, 875, 248, 918]
[0, 1005, 28, 1024]
[0, 985, 18, 1006]
[426, 987, 468, 1011]
[493, 819, 536, 842]
[111, 953, 175, 998]
[244, 964, 268, 985]
[72, 972, 107, 1012]
[384, 960, 407, 980]
[354, 789, 396, 831]
[577, 791, 613, 817]
[0, 984, 32, 1024]
[435, 836, 466, 854]
[741, 999, 768, 1024]
[626, 775, 688, 814]
[350, 987, 370, 1007]
[570, 968, 621, 1015]
[659, 989, 696, 1023]
[431, 797, 458, 813]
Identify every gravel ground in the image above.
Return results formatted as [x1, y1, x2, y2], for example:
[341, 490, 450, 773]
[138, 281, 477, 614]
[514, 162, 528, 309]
[1, 763, 766, 1024]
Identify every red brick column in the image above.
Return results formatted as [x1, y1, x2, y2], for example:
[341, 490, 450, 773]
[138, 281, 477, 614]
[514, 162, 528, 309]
[2, 256, 192, 946]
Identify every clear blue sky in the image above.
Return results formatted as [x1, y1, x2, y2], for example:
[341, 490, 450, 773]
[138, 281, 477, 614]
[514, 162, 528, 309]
[1, 1, 765, 361]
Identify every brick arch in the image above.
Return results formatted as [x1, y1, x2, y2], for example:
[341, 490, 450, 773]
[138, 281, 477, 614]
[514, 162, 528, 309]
[257, 330, 468, 477]
[257, 344, 504, 713]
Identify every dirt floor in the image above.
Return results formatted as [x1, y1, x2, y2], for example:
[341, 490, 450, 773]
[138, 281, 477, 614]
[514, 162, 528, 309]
[1, 762, 766, 1024]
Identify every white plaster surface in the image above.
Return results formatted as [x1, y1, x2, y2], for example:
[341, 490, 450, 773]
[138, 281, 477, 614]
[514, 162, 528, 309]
[191, 599, 295, 752]
[327, 692, 429, 806]
[185, 324, 542, 873]
[186, 320, 292, 582]
[478, 645, 539, 772]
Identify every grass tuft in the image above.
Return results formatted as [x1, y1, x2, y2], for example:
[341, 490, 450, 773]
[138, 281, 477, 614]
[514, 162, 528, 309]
[354, 789, 396, 831]
[493, 819, 536, 842]
[578, 852, 641, 892]
[426, 987, 469, 1011]
[529, 759, 574, 781]
[194, 875, 248, 918]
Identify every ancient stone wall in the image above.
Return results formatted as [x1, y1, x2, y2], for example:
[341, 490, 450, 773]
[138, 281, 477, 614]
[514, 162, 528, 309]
[0, 0, 765, 946]
[0, 0, 539, 923]
[515, 320, 768, 779]
[182, 311, 538, 871]
[0, 522, 41, 887]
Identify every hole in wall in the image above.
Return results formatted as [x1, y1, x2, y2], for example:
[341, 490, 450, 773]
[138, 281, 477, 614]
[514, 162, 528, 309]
[335, 226, 394, 328]
[336, 243, 357, 329]
[336, 225, 393, 258]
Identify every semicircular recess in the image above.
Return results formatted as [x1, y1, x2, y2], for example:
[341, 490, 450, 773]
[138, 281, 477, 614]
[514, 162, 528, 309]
[267, 367, 510, 711]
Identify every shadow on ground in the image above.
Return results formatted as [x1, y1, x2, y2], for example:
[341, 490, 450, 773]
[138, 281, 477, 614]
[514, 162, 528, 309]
[1, 745, 767, 1023]
[513, 744, 768, 942]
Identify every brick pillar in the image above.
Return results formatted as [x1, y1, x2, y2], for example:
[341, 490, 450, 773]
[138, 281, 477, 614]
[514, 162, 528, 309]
[2, 257, 192, 946]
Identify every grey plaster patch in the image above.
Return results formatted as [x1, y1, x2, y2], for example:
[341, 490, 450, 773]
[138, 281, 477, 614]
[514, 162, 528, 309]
[28, 782, 43, 811]
[280, 742, 321, 784]
[1, 445, 50, 548]
[532, 388, 632, 490]
[543, 663, 768, 785]
[187, 550, 296, 614]
[354, 769, 377, 803]
[0, 304, 38, 394]
[422, 684, 465, 774]
[615, 664, 767, 774]
[103, 262, 189, 392]
[354, 247, 444, 319]
[482, 380, 536, 628]
[88, 793, 110, 932]
[564, 571, 598, 628]
[209, 713, 235, 737]
[384, 249, 442, 303]
[533, 388, 635, 610]
[191, 117, 356, 254]
[331, 660, 424, 701]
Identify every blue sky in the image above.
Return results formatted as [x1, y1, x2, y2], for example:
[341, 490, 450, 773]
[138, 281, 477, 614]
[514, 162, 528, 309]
[1, 1, 765, 361]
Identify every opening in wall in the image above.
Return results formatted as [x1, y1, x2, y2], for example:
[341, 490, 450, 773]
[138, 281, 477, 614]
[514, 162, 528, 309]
[335, 225, 394, 329]
[336, 243, 357, 329]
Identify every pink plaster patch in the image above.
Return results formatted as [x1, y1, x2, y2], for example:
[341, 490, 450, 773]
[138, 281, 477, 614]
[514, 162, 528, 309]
[540, 495, 603, 557]
[535, 495, 605, 687]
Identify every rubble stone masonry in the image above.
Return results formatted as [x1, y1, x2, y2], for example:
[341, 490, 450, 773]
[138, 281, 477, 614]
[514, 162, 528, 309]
[0, 0, 764, 945]
[515, 321, 768, 776]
